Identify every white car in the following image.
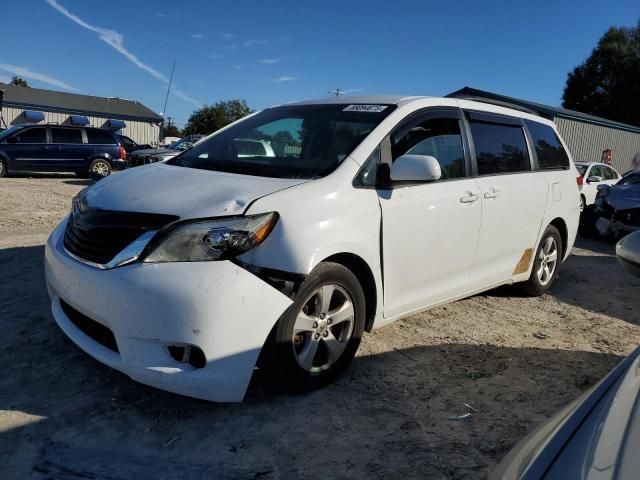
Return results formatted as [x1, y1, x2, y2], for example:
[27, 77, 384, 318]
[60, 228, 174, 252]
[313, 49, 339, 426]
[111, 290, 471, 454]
[45, 96, 580, 402]
[575, 162, 620, 211]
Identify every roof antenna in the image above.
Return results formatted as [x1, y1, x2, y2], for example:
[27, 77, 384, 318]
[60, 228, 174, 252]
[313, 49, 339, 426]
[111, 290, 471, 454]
[329, 88, 344, 97]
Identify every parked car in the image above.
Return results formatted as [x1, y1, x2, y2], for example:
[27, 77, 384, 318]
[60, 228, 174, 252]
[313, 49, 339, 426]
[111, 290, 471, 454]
[128, 134, 204, 167]
[0, 124, 127, 179]
[579, 169, 640, 238]
[575, 162, 621, 212]
[44, 96, 580, 402]
[491, 345, 640, 480]
[117, 134, 152, 154]
[617, 230, 640, 278]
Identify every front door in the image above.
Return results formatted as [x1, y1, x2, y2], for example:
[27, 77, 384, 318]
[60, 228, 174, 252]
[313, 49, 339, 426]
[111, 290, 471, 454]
[380, 110, 482, 318]
[4, 126, 48, 169]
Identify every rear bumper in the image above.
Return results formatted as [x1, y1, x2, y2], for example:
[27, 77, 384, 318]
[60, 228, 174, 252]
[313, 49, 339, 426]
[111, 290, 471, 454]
[111, 159, 127, 171]
[45, 219, 292, 402]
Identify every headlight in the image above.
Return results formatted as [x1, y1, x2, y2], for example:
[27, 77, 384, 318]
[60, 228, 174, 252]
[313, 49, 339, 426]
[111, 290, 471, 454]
[142, 212, 278, 263]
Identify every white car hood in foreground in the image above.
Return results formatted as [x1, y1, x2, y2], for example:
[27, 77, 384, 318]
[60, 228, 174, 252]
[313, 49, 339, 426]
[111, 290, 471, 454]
[84, 164, 308, 219]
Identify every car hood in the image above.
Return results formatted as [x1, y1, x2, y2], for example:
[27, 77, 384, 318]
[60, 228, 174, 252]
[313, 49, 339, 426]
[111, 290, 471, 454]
[83, 164, 309, 219]
[130, 148, 178, 157]
[605, 185, 640, 210]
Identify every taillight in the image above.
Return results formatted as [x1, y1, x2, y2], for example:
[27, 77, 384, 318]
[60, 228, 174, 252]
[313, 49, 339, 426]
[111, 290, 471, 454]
[576, 175, 583, 187]
[118, 146, 127, 160]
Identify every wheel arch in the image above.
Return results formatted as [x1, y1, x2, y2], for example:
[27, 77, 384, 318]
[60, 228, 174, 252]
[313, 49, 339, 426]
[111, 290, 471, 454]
[321, 252, 378, 332]
[549, 217, 569, 260]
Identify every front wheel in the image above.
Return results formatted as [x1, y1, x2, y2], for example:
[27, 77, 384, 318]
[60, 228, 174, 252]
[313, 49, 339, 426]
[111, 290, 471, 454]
[519, 225, 562, 296]
[89, 159, 112, 181]
[268, 262, 366, 391]
[0, 159, 7, 178]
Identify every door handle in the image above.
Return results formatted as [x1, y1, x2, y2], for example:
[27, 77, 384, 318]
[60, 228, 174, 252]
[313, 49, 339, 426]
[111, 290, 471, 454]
[484, 188, 500, 199]
[460, 192, 479, 204]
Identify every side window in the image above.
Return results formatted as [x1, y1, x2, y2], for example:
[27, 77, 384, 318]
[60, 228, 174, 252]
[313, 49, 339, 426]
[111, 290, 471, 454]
[86, 129, 116, 145]
[392, 117, 466, 180]
[11, 128, 46, 144]
[590, 165, 603, 179]
[524, 120, 569, 170]
[51, 128, 83, 144]
[469, 121, 530, 175]
[353, 146, 381, 188]
[603, 166, 616, 180]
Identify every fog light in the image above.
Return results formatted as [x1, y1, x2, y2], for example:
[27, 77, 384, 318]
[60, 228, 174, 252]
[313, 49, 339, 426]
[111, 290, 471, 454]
[166, 344, 206, 369]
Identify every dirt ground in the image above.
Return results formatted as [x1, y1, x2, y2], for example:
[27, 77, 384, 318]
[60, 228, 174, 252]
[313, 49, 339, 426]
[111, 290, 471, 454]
[1, 175, 639, 480]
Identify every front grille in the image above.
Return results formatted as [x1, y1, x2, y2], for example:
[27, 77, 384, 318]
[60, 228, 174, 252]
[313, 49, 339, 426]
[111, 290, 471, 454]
[60, 299, 119, 353]
[64, 209, 178, 265]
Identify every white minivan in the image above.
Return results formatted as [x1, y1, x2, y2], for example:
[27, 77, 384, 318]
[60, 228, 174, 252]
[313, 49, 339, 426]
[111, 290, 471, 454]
[45, 96, 580, 402]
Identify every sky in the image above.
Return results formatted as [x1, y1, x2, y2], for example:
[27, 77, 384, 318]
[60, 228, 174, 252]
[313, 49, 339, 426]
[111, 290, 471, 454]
[1, 0, 638, 128]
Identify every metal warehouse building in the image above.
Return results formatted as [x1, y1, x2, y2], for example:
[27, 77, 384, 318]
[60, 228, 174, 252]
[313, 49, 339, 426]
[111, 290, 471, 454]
[449, 87, 640, 174]
[0, 82, 163, 146]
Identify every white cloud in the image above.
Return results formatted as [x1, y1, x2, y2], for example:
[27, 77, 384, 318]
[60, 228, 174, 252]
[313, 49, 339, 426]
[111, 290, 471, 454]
[0, 63, 78, 91]
[244, 39, 268, 47]
[0, 74, 11, 83]
[156, 12, 166, 17]
[45, 0, 200, 106]
[224, 44, 238, 50]
[191, 33, 204, 39]
[260, 58, 280, 64]
[273, 75, 296, 82]
[221, 33, 235, 39]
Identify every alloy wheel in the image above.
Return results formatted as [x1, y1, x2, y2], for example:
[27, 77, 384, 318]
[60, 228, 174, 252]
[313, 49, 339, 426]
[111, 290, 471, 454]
[92, 161, 110, 177]
[292, 284, 355, 372]
[537, 236, 558, 285]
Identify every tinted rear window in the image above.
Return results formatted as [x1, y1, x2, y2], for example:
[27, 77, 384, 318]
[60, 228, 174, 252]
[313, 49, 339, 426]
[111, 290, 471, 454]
[51, 128, 83, 144]
[87, 129, 116, 145]
[470, 121, 530, 175]
[525, 120, 569, 170]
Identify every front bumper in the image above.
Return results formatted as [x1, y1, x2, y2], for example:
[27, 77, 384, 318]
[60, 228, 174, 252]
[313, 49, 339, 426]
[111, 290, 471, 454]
[44, 219, 292, 402]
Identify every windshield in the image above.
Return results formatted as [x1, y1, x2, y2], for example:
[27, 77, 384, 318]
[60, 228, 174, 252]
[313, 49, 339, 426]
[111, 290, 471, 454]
[168, 104, 395, 179]
[576, 164, 588, 176]
[619, 171, 640, 185]
[169, 139, 194, 150]
[0, 126, 21, 142]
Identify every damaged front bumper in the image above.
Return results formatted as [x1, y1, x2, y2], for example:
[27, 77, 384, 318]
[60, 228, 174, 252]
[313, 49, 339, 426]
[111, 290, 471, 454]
[44, 218, 292, 402]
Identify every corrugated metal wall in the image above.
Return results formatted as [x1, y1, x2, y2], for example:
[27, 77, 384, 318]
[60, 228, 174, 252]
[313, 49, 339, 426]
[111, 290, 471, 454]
[0, 106, 160, 146]
[554, 116, 640, 173]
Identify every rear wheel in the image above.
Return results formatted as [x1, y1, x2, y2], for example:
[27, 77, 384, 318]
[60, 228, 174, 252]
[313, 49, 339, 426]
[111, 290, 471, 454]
[0, 159, 6, 178]
[579, 195, 586, 213]
[89, 159, 111, 181]
[268, 262, 365, 391]
[519, 225, 562, 296]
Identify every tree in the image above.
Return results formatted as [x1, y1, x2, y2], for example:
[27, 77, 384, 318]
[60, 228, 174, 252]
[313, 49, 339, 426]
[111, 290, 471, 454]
[9, 76, 29, 87]
[562, 21, 640, 126]
[163, 123, 182, 138]
[183, 99, 252, 135]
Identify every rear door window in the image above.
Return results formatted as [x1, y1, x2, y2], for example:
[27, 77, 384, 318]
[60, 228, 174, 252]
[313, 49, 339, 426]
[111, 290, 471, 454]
[86, 129, 115, 145]
[603, 166, 617, 180]
[11, 127, 46, 144]
[469, 120, 530, 175]
[590, 165, 604, 179]
[51, 128, 83, 144]
[524, 120, 569, 170]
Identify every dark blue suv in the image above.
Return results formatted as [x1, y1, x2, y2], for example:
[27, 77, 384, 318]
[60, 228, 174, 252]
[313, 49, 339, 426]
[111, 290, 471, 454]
[0, 125, 128, 179]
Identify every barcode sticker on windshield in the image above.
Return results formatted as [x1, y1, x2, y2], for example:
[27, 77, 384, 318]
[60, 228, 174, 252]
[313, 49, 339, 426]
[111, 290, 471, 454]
[343, 104, 388, 113]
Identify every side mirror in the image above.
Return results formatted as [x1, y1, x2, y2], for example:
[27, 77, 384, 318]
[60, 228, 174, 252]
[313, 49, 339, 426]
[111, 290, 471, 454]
[617, 231, 640, 278]
[587, 175, 603, 183]
[390, 155, 441, 183]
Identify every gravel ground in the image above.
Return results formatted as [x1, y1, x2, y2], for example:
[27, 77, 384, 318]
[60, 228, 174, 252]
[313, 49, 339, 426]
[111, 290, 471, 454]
[1, 174, 639, 479]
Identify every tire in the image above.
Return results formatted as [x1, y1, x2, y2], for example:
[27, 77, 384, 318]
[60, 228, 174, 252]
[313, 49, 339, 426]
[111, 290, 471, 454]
[519, 225, 563, 296]
[267, 262, 366, 391]
[88, 159, 112, 181]
[0, 158, 6, 178]
[579, 195, 586, 213]
[579, 205, 599, 238]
